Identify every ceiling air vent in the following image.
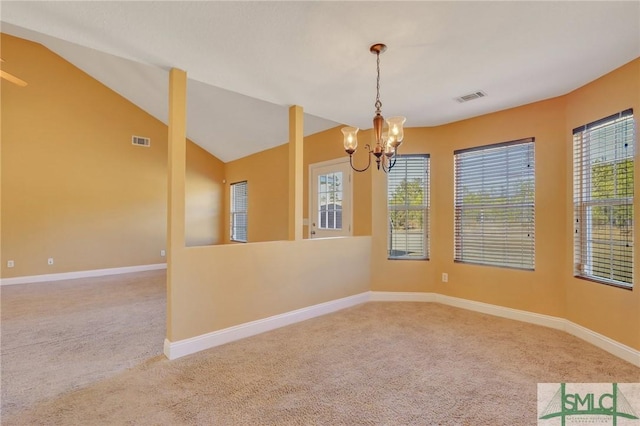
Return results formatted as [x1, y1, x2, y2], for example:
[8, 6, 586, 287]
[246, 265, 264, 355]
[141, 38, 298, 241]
[455, 91, 487, 103]
[132, 135, 150, 147]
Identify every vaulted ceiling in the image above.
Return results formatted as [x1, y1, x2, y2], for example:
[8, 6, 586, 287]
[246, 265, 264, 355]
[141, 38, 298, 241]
[2, 2, 639, 162]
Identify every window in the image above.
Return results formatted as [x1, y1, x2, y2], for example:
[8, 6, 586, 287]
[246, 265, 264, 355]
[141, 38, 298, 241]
[388, 155, 430, 260]
[310, 160, 352, 238]
[573, 109, 634, 289]
[318, 172, 343, 230]
[230, 181, 247, 242]
[454, 139, 535, 269]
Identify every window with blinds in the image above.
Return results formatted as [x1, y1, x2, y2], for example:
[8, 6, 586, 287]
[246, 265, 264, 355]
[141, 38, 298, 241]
[454, 139, 535, 269]
[388, 155, 430, 260]
[573, 109, 634, 289]
[230, 181, 247, 242]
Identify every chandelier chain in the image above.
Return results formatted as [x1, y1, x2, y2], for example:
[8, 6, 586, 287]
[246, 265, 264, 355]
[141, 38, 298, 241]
[375, 52, 382, 113]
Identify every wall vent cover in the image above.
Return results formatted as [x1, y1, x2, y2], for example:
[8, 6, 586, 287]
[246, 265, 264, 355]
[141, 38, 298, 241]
[455, 91, 487, 103]
[132, 135, 151, 147]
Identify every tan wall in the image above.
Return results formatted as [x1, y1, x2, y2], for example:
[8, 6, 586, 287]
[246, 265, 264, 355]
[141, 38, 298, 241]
[186, 142, 224, 247]
[223, 126, 373, 243]
[223, 144, 289, 243]
[373, 101, 567, 317]
[1, 34, 224, 278]
[170, 237, 372, 341]
[564, 59, 640, 349]
[371, 58, 639, 350]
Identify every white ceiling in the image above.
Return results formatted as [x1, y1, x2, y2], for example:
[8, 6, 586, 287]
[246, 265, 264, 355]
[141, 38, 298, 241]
[2, 1, 639, 162]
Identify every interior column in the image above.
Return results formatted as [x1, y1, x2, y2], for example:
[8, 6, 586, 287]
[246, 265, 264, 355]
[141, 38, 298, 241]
[166, 68, 187, 342]
[288, 105, 303, 240]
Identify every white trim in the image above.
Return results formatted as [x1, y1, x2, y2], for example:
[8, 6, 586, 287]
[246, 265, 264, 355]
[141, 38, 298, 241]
[0, 263, 167, 286]
[433, 294, 567, 331]
[164, 292, 369, 360]
[369, 291, 640, 367]
[565, 321, 640, 368]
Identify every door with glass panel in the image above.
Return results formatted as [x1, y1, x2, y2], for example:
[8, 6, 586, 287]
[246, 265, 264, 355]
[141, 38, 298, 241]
[309, 160, 352, 238]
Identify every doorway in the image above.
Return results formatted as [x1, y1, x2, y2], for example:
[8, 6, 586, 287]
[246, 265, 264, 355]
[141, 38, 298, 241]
[309, 159, 353, 238]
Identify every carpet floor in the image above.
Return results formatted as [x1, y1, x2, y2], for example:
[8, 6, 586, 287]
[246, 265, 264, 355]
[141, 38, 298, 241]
[1, 272, 639, 425]
[1, 270, 166, 420]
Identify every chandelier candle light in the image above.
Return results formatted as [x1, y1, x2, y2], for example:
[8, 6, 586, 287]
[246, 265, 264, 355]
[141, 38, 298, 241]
[342, 43, 406, 172]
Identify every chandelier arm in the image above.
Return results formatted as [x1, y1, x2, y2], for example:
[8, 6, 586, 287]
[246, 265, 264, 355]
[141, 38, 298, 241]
[388, 154, 397, 170]
[381, 154, 397, 174]
[349, 144, 373, 173]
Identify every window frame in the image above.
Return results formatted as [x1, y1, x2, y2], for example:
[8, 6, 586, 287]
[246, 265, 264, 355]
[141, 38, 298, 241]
[454, 138, 536, 270]
[387, 154, 430, 261]
[230, 180, 248, 243]
[573, 109, 634, 290]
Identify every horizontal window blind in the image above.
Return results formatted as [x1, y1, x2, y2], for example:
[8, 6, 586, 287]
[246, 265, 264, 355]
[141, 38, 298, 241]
[388, 155, 430, 260]
[573, 109, 634, 288]
[454, 139, 535, 269]
[231, 181, 247, 242]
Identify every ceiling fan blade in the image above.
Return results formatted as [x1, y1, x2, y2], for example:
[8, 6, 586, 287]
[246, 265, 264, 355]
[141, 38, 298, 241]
[0, 70, 28, 87]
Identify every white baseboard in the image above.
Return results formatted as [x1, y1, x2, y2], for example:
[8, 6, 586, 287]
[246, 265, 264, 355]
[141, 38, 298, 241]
[370, 291, 640, 368]
[0, 263, 167, 286]
[565, 321, 640, 367]
[433, 294, 567, 331]
[164, 292, 370, 360]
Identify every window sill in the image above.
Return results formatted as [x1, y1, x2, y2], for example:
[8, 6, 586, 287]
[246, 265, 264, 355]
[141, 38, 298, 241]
[573, 275, 633, 291]
[453, 260, 534, 272]
[387, 257, 429, 261]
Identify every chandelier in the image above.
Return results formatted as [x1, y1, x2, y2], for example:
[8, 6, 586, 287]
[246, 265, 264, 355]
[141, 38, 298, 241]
[342, 43, 406, 173]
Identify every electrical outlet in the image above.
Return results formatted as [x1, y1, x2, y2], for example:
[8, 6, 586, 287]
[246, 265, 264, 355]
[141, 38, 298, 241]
[48, 258, 54, 265]
[442, 273, 448, 283]
[7, 260, 14, 268]
[160, 250, 166, 257]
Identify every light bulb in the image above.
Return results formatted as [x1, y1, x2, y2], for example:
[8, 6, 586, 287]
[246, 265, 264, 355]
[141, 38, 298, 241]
[342, 127, 359, 154]
[386, 116, 406, 145]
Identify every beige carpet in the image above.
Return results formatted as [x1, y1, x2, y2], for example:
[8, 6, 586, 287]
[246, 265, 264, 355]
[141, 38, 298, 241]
[1, 270, 166, 420]
[2, 276, 639, 425]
